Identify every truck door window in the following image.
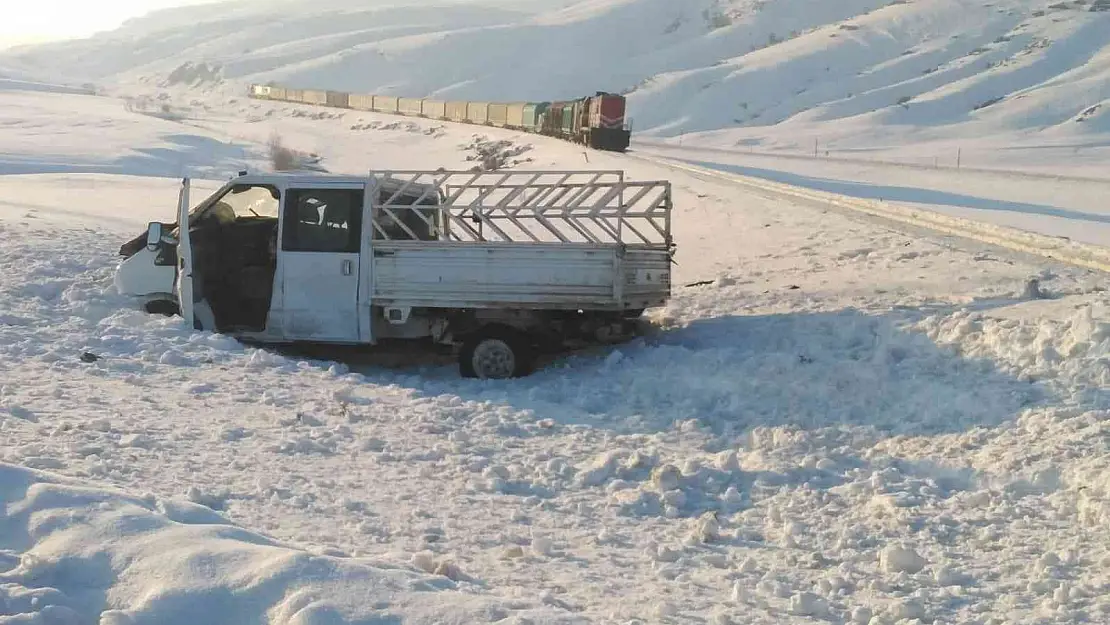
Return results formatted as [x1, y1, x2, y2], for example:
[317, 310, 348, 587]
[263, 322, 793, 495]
[193, 184, 279, 224]
[282, 188, 363, 253]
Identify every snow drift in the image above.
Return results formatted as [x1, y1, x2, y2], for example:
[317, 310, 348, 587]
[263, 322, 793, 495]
[0, 462, 578, 625]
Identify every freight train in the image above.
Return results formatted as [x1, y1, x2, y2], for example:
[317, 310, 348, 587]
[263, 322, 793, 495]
[247, 83, 632, 152]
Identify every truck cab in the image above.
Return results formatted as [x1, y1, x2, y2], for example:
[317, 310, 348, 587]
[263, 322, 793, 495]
[117, 172, 442, 328]
[115, 169, 673, 378]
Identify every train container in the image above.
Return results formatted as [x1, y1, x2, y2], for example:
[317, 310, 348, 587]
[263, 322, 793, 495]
[539, 102, 554, 133]
[270, 86, 287, 101]
[487, 103, 508, 127]
[507, 103, 526, 128]
[539, 102, 561, 134]
[373, 96, 399, 114]
[576, 98, 592, 136]
[422, 99, 446, 119]
[398, 98, 422, 116]
[349, 94, 375, 111]
[445, 101, 468, 122]
[561, 103, 576, 134]
[285, 89, 305, 103]
[326, 90, 350, 108]
[302, 89, 328, 105]
[466, 101, 489, 124]
[522, 102, 548, 131]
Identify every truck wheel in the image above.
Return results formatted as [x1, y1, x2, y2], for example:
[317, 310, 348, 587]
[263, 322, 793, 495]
[459, 326, 533, 379]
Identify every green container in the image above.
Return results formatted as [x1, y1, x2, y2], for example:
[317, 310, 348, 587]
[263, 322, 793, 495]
[522, 102, 548, 131]
[561, 106, 574, 133]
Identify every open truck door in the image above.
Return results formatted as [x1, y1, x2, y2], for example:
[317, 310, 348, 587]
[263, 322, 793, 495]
[174, 177, 196, 329]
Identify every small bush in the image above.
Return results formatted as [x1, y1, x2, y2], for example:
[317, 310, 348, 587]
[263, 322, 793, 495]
[268, 132, 297, 171]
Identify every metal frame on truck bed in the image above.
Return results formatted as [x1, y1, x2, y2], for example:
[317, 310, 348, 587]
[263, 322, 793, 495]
[115, 169, 674, 378]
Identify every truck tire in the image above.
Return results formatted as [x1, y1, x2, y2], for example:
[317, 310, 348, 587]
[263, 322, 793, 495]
[459, 325, 534, 379]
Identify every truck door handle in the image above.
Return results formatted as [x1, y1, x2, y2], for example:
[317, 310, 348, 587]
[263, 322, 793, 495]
[342, 260, 352, 276]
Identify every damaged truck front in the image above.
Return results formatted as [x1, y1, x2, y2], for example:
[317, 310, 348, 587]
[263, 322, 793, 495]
[114, 169, 674, 379]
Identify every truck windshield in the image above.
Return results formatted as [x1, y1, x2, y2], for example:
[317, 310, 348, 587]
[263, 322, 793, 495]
[190, 184, 279, 223]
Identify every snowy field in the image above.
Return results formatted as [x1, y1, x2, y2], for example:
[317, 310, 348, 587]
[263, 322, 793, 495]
[632, 142, 1110, 249]
[2, 85, 1110, 625]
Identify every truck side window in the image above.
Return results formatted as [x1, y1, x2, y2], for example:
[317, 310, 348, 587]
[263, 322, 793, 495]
[282, 188, 363, 253]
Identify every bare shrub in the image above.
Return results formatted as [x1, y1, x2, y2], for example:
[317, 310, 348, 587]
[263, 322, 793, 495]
[461, 136, 533, 171]
[268, 132, 297, 171]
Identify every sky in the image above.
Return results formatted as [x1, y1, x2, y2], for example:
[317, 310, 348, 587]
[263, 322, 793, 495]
[0, 0, 219, 49]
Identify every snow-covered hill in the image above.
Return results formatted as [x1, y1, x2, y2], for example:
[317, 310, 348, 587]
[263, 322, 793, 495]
[3, 0, 1110, 147]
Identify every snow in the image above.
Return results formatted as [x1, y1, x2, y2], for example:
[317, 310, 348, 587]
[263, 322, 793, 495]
[0, 90, 249, 179]
[0, 463, 575, 625]
[1, 1, 1110, 622]
[635, 143, 1110, 248]
[0, 78, 95, 95]
[3, 0, 1109, 151]
[1, 82, 1109, 624]
[879, 544, 927, 575]
[3, 0, 1108, 247]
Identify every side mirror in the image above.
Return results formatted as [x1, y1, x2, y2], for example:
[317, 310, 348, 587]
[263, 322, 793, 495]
[145, 222, 163, 250]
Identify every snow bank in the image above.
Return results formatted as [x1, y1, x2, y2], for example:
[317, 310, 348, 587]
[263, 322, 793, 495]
[916, 299, 1110, 391]
[0, 463, 577, 625]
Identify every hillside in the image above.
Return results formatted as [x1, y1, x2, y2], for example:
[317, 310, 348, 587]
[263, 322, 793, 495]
[2, 0, 1110, 148]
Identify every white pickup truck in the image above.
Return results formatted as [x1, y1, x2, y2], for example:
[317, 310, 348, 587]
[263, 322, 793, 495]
[115, 169, 674, 378]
